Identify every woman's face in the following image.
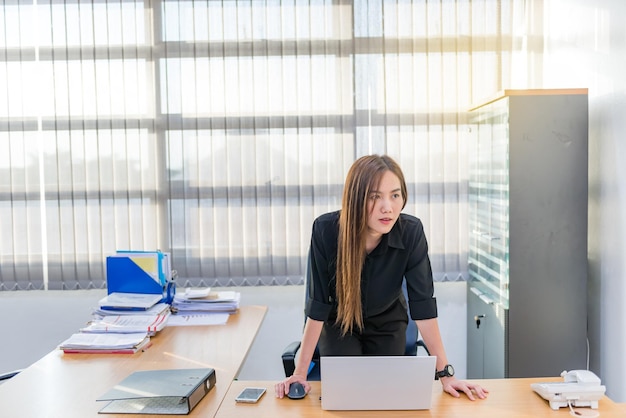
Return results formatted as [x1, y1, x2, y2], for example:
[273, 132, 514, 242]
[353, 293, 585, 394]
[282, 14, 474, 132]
[366, 170, 404, 239]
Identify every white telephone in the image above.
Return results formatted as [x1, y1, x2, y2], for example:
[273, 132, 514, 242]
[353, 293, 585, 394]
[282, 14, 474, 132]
[531, 370, 606, 410]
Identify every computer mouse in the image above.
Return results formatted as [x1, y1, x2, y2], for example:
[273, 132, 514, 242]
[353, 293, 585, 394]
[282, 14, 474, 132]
[287, 382, 306, 399]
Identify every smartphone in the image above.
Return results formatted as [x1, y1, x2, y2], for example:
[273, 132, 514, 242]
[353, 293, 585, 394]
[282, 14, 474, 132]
[235, 387, 267, 403]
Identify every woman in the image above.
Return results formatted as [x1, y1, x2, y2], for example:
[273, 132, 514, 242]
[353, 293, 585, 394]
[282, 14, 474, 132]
[275, 154, 488, 400]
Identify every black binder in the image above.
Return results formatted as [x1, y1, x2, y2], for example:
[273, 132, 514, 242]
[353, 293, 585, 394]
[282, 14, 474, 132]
[97, 368, 216, 415]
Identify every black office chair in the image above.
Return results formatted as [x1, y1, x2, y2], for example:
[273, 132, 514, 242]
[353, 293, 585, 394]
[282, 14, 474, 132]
[281, 255, 430, 380]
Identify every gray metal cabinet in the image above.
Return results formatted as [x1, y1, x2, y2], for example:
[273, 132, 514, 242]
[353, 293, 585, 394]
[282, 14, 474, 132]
[466, 89, 589, 378]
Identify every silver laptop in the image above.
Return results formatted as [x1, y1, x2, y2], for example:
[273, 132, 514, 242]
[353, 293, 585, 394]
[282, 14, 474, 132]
[320, 356, 437, 410]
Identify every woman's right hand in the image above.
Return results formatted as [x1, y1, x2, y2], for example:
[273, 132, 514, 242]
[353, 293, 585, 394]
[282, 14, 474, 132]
[274, 374, 310, 398]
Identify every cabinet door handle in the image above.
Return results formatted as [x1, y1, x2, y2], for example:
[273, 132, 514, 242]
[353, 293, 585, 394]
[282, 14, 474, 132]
[474, 314, 486, 329]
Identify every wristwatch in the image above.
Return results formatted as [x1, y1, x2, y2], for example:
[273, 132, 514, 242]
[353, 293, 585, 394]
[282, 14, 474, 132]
[435, 364, 455, 380]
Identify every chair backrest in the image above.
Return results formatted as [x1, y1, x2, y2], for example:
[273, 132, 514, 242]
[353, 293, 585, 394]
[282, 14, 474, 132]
[402, 280, 420, 356]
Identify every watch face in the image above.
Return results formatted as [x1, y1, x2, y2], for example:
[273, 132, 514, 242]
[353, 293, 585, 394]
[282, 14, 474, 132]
[437, 364, 454, 378]
[446, 364, 455, 376]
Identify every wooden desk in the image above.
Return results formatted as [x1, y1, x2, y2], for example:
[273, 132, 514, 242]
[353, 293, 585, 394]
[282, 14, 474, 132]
[216, 378, 626, 418]
[0, 305, 267, 418]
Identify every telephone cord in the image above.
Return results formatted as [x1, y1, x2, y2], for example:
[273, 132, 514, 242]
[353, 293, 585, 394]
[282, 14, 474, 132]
[568, 400, 600, 417]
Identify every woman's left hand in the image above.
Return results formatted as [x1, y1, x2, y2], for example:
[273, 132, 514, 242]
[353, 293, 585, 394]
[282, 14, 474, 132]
[440, 377, 489, 400]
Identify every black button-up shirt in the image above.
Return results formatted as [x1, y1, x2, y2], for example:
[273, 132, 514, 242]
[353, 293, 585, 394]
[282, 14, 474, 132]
[305, 210, 438, 324]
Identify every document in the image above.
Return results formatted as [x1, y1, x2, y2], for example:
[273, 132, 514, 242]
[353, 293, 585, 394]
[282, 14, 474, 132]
[97, 368, 216, 414]
[167, 313, 229, 326]
[183, 287, 217, 299]
[98, 292, 162, 311]
[171, 291, 241, 314]
[81, 313, 170, 335]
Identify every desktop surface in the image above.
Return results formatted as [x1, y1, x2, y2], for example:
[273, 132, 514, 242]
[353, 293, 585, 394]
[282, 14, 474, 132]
[216, 378, 626, 418]
[0, 305, 267, 418]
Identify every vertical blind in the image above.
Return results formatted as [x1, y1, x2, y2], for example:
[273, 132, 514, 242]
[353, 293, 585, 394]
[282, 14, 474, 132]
[0, 0, 534, 291]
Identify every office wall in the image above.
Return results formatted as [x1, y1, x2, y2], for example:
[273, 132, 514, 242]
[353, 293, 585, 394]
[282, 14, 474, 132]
[541, 0, 626, 402]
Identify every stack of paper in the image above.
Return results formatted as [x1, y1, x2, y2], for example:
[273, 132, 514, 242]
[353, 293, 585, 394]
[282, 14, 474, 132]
[59, 332, 151, 354]
[171, 290, 240, 315]
[80, 312, 171, 336]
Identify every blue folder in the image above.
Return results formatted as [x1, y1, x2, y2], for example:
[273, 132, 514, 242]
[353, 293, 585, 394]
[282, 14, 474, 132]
[106, 251, 176, 304]
[115, 250, 170, 285]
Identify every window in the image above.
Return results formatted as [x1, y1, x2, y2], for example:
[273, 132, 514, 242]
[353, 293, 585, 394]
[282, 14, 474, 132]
[0, 0, 531, 290]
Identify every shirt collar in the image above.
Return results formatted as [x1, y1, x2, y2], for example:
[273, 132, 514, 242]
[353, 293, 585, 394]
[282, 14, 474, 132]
[369, 217, 405, 256]
[387, 217, 405, 249]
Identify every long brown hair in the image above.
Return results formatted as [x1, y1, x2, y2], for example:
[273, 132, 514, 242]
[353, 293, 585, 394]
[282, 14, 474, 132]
[336, 155, 408, 336]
